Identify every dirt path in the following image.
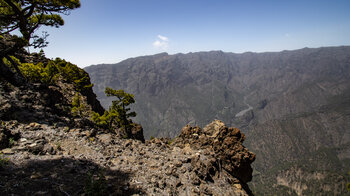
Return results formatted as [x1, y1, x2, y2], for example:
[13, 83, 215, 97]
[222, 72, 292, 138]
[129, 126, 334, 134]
[235, 95, 253, 117]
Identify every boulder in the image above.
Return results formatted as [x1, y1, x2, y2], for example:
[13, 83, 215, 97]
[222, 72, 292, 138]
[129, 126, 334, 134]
[174, 120, 255, 183]
[129, 124, 145, 142]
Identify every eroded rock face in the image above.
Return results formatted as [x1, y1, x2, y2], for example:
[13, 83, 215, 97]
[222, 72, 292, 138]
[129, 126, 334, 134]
[130, 123, 145, 142]
[174, 120, 255, 183]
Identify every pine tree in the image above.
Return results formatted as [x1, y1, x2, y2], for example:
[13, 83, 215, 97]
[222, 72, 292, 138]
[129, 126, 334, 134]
[91, 87, 137, 137]
[0, 0, 80, 75]
[105, 87, 136, 137]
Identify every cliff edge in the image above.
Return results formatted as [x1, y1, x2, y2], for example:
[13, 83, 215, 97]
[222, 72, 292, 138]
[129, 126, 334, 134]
[0, 64, 255, 195]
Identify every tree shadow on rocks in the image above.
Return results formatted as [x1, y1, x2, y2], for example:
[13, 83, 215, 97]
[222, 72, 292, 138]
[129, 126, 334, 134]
[0, 80, 70, 124]
[0, 157, 144, 195]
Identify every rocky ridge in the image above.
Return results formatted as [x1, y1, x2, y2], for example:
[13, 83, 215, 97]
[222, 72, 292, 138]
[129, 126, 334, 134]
[1, 119, 254, 195]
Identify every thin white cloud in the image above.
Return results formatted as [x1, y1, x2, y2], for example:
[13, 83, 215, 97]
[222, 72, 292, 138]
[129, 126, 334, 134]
[158, 35, 169, 41]
[153, 35, 169, 50]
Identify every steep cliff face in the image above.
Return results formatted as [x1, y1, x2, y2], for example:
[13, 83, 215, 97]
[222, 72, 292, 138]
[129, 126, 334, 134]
[0, 70, 103, 127]
[85, 46, 350, 195]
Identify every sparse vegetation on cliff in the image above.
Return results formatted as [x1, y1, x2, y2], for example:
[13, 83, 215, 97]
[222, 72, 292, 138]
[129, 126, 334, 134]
[92, 87, 137, 138]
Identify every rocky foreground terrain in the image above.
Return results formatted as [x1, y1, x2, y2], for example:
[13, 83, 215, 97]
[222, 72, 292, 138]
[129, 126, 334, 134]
[1, 120, 254, 195]
[0, 66, 255, 195]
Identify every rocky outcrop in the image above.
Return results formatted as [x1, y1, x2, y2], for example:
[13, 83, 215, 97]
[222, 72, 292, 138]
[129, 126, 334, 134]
[130, 123, 145, 142]
[173, 120, 255, 186]
[0, 119, 255, 195]
[0, 70, 103, 129]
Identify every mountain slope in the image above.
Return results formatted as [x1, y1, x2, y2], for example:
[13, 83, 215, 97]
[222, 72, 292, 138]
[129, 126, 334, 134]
[0, 56, 254, 196]
[85, 46, 350, 195]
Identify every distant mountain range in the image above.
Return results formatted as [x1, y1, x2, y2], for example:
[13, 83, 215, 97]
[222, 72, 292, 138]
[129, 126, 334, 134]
[85, 46, 350, 195]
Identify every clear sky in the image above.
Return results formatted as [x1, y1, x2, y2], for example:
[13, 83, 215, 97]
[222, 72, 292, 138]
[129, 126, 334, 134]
[37, 0, 350, 67]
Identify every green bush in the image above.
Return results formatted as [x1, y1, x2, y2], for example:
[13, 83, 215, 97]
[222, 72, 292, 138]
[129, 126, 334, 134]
[71, 92, 90, 117]
[91, 87, 136, 137]
[7, 56, 93, 93]
[91, 111, 113, 129]
[53, 58, 93, 93]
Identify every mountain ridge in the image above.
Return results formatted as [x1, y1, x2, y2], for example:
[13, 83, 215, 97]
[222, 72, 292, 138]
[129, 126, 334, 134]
[85, 46, 350, 195]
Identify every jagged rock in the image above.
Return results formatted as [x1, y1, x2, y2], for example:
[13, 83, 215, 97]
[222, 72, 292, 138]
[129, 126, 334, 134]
[174, 120, 255, 184]
[0, 127, 11, 149]
[0, 119, 255, 195]
[97, 134, 112, 145]
[130, 123, 145, 142]
[28, 122, 41, 130]
[2, 148, 14, 154]
[73, 118, 91, 128]
[0, 124, 20, 150]
[42, 144, 56, 155]
[84, 128, 97, 138]
[28, 142, 44, 154]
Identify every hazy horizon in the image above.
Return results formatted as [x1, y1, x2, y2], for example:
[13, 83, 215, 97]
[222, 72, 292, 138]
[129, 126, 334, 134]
[85, 45, 350, 67]
[36, 0, 350, 67]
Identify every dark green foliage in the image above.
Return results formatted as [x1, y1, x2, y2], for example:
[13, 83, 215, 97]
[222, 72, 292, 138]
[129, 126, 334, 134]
[92, 88, 136, 136]
[0, 0, 80, 49]
[71, 92, 89, 117]
[0, 0, 80, 77]
[2, 55, 54, 84]
[54, 58, 93, 93]
[105, 87, 136, 129]
[91, 111, 110, 129]
[8, 56, 93, 93]
[45, 61, 59, 82]
[91, 110, 118, 130]
[18, 61, 59, 84]
[71, 92, 82, 116]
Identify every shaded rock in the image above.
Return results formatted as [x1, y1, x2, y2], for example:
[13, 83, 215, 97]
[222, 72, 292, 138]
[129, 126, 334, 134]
[28, 142, 45, 155]
[130, 123, 145, 142]
[0, 127, 11, 149]
[0, 125, 20, 149]
[174, 120, 255, 186]
[42, 144, 56, 155]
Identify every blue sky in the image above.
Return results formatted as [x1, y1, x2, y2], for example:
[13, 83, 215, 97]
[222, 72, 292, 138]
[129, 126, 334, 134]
[38, 0, 350, 67]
